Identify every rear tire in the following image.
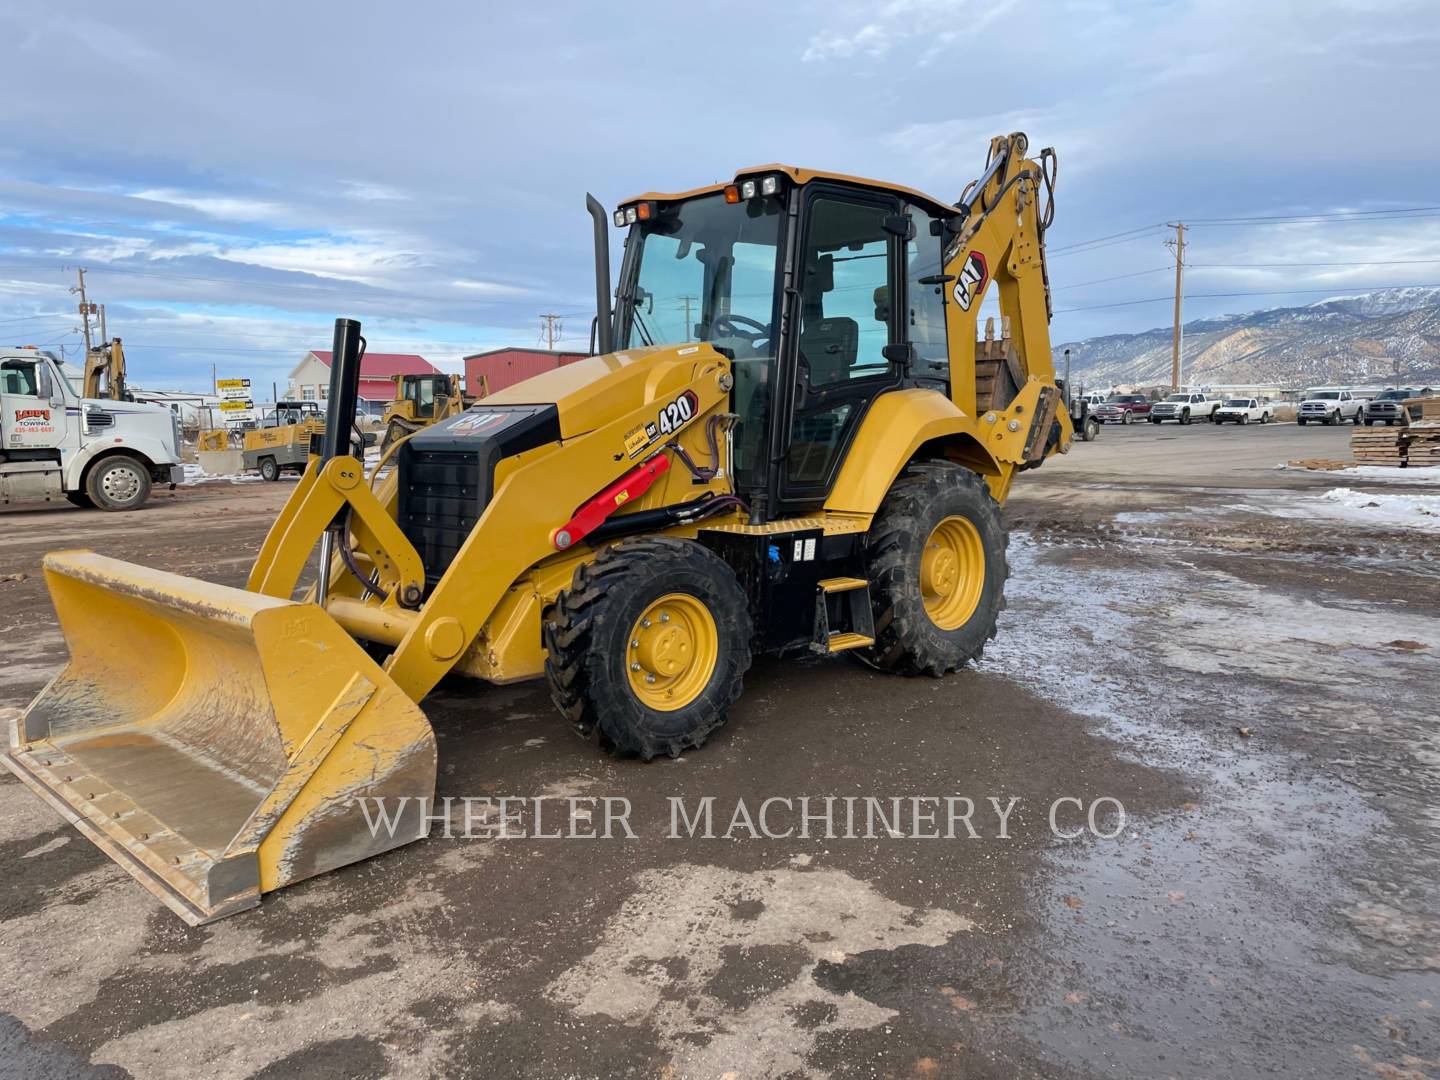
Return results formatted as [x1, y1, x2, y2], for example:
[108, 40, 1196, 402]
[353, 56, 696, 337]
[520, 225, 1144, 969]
[1083, 417, 1099, 441]
[258, 456, 280, 482]
[544, 537, 752, 760]
[859, 463, 1008, 677]
[86, 456, 151, 511]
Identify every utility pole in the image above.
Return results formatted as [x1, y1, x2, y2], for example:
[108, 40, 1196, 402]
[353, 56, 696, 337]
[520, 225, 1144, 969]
[539, 313, 562, 350]
[71, 267, 96, 356]
[678, 295, 698, 336]
[1165, 223, 1186, 390]
[99, 303, 107, 346]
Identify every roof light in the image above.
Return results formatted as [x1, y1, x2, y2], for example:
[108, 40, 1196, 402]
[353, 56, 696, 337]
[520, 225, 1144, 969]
[761, 175, 780, 196]
[740, 179, 757, 200]
[624, 206, 638, 224]
[724, 185, 741, 204]
[613, 209, 626, 227]
[636, 201, 655, 221]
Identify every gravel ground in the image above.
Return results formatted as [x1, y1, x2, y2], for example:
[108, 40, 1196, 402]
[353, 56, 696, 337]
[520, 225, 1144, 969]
[0, 420, 1436, 1079]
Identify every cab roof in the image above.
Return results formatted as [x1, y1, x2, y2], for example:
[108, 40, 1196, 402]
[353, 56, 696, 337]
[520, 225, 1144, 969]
[621, 164, 960, 220]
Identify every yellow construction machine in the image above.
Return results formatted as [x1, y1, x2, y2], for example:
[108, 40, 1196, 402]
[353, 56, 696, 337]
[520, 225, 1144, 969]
[82, 337, 130, 400]
[4, 133, 1070, 923]
[379, 372, 470, 450]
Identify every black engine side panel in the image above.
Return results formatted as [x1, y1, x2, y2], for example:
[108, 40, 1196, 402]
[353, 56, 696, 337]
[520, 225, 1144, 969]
[398, 404, 561, 586]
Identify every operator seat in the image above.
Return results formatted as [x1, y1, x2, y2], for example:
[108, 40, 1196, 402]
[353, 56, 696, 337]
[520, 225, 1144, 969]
[799, 317, 859, 385]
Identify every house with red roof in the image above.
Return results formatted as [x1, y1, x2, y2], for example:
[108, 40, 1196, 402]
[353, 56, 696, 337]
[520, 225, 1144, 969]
[287, 349, 441, 413]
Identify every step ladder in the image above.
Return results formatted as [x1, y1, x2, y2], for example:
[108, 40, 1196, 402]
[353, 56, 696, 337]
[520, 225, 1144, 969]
[813, 577, 875, 653]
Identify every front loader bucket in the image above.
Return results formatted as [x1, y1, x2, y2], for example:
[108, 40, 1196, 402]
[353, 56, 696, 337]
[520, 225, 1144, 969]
[3, 551, 436, 925]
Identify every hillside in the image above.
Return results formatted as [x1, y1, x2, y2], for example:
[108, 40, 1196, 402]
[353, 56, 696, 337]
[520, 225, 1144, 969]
[1057, 287, 1440, 389]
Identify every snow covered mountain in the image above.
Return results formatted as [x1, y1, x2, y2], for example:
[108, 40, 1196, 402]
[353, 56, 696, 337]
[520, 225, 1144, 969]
[1057, 287, 1440, 388]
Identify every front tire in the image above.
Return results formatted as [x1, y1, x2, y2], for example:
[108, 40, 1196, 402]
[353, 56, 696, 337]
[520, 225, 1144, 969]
[86, 456, 151, 511]
[859, 463, 1007, 677]
[1123, 411, 1134, 425]
[544, 537, 752, 760]
[1083, 417, 1099, 441]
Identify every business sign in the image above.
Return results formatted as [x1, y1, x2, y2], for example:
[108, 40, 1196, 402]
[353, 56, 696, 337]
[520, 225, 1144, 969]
[217, 377, 254, 423]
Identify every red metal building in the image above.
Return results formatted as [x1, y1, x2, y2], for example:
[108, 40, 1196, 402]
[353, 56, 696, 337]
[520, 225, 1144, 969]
[465, 347, 588, 397]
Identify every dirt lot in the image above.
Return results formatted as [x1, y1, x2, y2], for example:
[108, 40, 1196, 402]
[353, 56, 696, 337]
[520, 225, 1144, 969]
[1, 421, 1437, 1079]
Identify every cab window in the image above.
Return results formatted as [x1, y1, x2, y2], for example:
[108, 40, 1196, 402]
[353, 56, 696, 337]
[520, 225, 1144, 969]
[1, 359, 40, 396]
[905, 205, 949, 383]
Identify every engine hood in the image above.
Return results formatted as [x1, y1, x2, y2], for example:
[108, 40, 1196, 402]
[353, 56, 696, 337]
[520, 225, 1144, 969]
[479, 343, 726, 439]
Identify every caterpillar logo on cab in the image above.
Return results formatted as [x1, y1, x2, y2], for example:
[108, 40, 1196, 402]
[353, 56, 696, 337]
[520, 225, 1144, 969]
[14, 408, 50, 422]
[952, 251, 989, 312]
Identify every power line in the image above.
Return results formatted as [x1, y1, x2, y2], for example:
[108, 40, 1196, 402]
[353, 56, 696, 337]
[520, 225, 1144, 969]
[1055, 281, 1440, 315]
[1189, 258, 1440, 268]
[1186, 205, 1440, 225]
[1053, 267, 1170, 290]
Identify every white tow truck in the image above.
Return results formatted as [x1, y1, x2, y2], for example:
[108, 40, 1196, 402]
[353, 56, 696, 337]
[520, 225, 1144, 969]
[1, 347, 184, 510]
[1297, 387, 1368, 426]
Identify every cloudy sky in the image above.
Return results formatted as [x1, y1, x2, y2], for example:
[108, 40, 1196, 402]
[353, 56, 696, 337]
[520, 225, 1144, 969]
[2, 0, 1437, 392]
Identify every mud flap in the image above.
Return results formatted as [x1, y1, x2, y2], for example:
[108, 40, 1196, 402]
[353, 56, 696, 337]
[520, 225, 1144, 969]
[2, 551, 437, 924]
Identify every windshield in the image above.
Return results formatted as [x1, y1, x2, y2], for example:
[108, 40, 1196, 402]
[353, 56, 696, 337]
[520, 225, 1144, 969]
[1224, 399, 1251, 407]
[620, 193, 783, 351]
[1164, 394, 1189, 402]
[1377, 390, 1407, 400]
[1311, 391, 1340, 400]
[620, 192, 784, 490]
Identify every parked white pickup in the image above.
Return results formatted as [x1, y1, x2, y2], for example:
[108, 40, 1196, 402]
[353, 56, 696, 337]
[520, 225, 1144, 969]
[1212, 398, 1273, 425]
[1149, 391, 1220, 425]
[1297, 388, 1368, 426]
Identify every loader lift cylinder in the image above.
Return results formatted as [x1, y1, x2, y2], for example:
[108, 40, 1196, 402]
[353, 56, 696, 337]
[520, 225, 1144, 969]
[317, 317, 365, 604]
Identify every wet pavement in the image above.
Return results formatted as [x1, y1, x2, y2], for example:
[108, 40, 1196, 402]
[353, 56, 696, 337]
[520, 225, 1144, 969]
[0, 421, 1436, 1078]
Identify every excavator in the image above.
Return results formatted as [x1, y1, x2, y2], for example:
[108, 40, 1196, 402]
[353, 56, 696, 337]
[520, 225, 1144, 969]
[4, 133, 1070, 924]
[379, 372, 471, 449]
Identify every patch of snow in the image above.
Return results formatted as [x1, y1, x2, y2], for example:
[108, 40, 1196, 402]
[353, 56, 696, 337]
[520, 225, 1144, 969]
[1246, 487, 1440, 532]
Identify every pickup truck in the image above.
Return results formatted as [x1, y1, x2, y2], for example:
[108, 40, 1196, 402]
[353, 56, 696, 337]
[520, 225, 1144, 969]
[1297, 388, 1367, 426]
[1364, 387, 1433, 426]
[1212, 398, 1272, 425]
[1092, 393, 1152, 425]
[1149, 391, 1220, 425]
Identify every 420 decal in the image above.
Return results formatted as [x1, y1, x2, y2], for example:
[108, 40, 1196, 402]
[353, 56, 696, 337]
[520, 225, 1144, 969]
[625, 390, 701, 457]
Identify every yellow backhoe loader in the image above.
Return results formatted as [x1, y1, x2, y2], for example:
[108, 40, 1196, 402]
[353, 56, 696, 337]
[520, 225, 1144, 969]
[83, 337, 130, 401]
[379, 372, 470, 450]
[4, 133, 1071, 923]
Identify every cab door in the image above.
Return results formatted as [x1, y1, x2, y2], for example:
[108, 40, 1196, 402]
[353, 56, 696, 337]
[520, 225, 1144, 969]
[773, 187, 905, 513]
[1, 356, 65, 453]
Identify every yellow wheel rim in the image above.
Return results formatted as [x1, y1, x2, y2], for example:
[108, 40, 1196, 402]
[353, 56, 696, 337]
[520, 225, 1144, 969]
[626, 593, 719, 711]
[921, 516, 986, 631]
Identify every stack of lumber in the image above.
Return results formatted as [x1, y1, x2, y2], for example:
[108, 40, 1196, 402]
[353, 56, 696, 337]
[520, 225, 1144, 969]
[1406, 423, 1440, 466]
[1287, 457, 1358, 471]
[1350, 428, 1406, 465]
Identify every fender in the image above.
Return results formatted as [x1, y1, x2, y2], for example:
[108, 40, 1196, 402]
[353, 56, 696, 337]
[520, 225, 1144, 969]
[67, 433, 174, 487]
[824, 388, 1002, 518]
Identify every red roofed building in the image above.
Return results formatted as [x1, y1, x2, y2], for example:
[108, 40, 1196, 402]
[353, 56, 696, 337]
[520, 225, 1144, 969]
[465, 347, 588, 397]
[288, 350, 442, 413]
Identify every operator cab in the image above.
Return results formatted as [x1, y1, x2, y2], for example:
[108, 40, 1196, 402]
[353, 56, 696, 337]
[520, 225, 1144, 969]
[612, 169, 956, 516]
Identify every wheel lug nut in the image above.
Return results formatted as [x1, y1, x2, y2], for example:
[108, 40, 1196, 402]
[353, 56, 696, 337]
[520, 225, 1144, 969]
[660, 613, 670, 623]
[642, 619, 651, 628]
[645, 674, 656, 684]
[630, 662, 641, 671]
[631, 639, 640, 648]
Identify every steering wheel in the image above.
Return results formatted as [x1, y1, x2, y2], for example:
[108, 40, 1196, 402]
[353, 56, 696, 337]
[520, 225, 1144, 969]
[712, 313, 771, 343]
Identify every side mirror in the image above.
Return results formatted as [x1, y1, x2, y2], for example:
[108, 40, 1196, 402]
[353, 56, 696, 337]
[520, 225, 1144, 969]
[882, 342, 914, 370]
[883, 214, 916, 240]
